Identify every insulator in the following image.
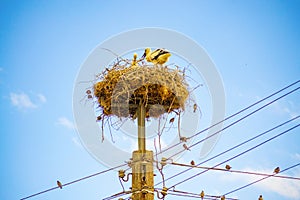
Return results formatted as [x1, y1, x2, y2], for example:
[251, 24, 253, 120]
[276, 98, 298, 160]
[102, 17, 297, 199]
[161, 157, 168, 167]
[126, 159, 132, 168]
[161, 187, 168, 196]
[118, 169, 126, 178]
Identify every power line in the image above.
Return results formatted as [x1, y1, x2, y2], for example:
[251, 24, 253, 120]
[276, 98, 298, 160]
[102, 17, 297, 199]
[21, 80, 300, 200]
[155, 114, 300, 186]
[170, 162, 300, 181]
[165, 189, 238, 200]
[106, 188, 239, 200]
[106, 83, 300, 199]
[103, 81, 300, 199]
[102, 190, 133, 200]
[157, 80, 299, 156]
[166, 86, 300, 160]
[168, 123, 300, 188]
[222, 162, 300, 196]
[20, 163, 127, 200]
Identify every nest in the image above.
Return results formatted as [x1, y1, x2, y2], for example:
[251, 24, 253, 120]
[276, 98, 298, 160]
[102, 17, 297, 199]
[93, 61, 189, 119]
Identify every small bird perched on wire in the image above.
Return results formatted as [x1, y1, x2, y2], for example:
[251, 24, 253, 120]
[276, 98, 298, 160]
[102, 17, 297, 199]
[273, 167, 280, 174]
[200, 190, 205, 199]
[57, 180, 63, 189]
[225, 164, 232, 170]
[258, 195, 263, 200]
[190, 160, 195, 166]
[142, 48, 171, 65]
[183, 143, 191, 151]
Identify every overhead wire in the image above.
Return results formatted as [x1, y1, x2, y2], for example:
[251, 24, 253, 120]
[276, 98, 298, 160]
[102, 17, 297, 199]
[102, 190, 133, 200]
[222, 162, 300, 196]
[168, 123, 300, 188]
[165, 85, 300, 160]
[157, 80, 299, 156]
[170, 162, 300, 181]
[155, 107, 300, 186]
[20, 163, 127, 200]
[165, 189, 238, 200]
[21, 80, 300, 200]
[104, 82, 300, 199]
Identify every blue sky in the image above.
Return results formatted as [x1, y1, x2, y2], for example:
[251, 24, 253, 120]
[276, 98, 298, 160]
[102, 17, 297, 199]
[1, 1, 300, 200]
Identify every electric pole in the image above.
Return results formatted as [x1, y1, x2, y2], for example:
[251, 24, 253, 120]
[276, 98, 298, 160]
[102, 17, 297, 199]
[131, 104, 154, 200]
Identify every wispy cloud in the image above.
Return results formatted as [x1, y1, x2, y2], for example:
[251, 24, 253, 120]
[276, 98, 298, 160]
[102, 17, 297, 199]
[292, 153, 300, 161]
[270, 101, 299, 118]
[72, 136, 83, 149]
[56, 117, 75, 130]
[10, 92, 38, 109]
[37, 94, 47, 103]
[10, 92, 47, 110]
[254, 94, 299, 119]
[221, 167, 300, 199]
[56, 117, 83, 149]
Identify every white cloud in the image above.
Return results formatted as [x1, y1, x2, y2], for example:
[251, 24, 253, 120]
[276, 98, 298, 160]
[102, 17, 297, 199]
[56, 117, 75, 130]
[257, 176, 300, 199]
[37, 94, 47, 103]
[221, 167, 300, 199]
[10, 92, 47, 110]
[10, 92, 38, 109]
[56, 118, 82, 148]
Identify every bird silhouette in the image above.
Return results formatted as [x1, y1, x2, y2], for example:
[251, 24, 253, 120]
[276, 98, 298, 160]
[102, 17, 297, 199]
[183, 144, 191, 151]
[142, 48, 171, 65]
[169, 117, 175, 123]
[225, 164, 232, 170]
[274, 167, 280, 174]
[200, 190, 204, 199]
[131, 53, 138, 67]
[57, 180, 62, 189]
[258, 195, 263, 200]
[193, 103, 197, 113]
[180, 137, 188, 142]
[190, 160, 195, 166]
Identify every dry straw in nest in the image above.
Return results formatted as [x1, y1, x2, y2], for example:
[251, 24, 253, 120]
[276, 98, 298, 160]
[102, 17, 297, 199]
[93, 61, 189, 119]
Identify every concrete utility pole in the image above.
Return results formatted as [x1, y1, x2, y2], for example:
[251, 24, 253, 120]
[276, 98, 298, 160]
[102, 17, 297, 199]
[131, 104, 154, 200]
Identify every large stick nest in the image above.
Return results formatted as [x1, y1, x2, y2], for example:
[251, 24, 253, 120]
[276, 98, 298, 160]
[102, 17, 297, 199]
[93, 62, 189, 119]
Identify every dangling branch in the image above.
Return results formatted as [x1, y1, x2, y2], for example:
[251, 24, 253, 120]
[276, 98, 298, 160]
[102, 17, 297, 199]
[154, 138, 166, 188]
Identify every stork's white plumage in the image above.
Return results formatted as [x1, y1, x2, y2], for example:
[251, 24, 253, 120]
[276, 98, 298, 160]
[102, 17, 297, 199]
[142, 48, 171, 65]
